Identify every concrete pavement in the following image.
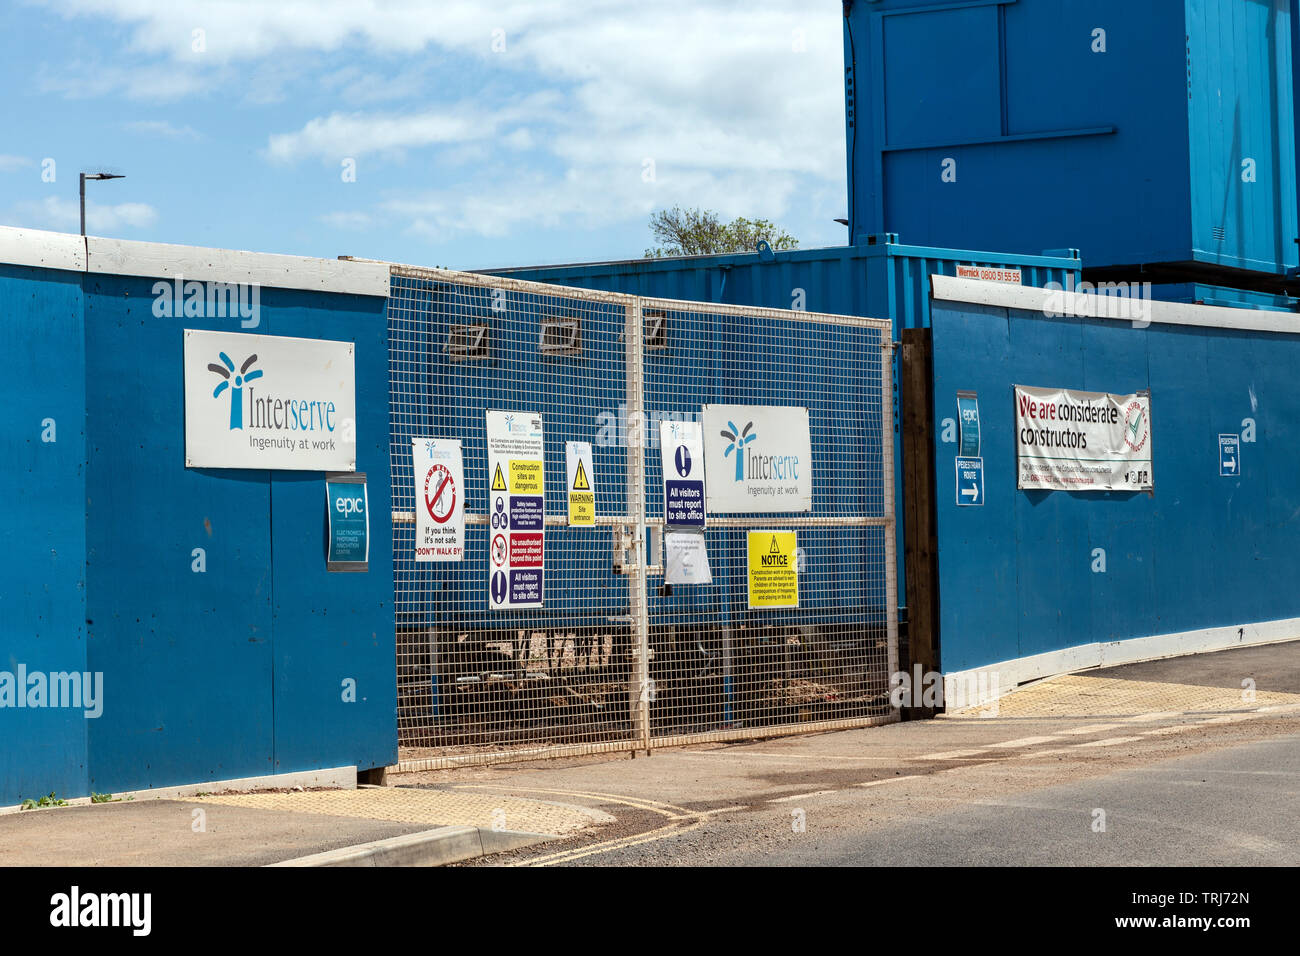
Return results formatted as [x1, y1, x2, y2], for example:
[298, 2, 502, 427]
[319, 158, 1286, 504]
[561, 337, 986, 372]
[0, 782, 608, 866]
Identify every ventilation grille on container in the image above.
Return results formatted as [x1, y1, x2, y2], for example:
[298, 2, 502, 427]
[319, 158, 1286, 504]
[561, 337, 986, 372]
[539, 317, 582, 355]
[447, 323, 490, 361]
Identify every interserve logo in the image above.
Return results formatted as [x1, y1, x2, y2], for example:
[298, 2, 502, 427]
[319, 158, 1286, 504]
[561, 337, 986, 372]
[720, 420, 757, 481]
[208, 351, 262, 430]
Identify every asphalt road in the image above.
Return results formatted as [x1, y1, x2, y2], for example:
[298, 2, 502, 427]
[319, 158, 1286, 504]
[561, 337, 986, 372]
[418, 640, 1300, 867]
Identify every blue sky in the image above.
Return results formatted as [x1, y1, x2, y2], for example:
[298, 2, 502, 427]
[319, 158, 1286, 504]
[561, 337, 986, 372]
[0, 1, 848, 271]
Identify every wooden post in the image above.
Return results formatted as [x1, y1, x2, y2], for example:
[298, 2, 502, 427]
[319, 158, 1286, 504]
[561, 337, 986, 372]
[899, 329, 940, 719]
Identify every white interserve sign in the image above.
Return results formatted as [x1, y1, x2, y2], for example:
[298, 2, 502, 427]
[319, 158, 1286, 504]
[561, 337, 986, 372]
[183, 329, 356, 471]
[412, 438, 464, 562]
[701, 405, 812, 512]
[1015, 385, 1153, 491]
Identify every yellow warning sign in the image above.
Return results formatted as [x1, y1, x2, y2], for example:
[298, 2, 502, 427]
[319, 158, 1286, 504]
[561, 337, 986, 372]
[747, 531, 798, 609]
[566, 442, 595, 526]
[510, 459, 542, 494]
[491, 462, 508, 492]
[572, 459, 591, 491]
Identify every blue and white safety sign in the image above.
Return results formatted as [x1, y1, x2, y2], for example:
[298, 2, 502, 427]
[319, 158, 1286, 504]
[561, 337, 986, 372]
[955, 457, 984, 507]
[1219, 434, 1240, 477]
[660, 419, 706, 528]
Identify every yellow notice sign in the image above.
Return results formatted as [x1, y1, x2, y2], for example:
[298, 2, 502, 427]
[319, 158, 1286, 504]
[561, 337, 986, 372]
[565, 441, 595, 526]
[510, 459, 543, 494]
[747, 531, 798, 609]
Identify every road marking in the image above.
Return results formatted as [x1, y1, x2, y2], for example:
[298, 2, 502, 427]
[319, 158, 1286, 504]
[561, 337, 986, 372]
[1072, 735, 1146, 748]
[767, 790, 839, 804]
[1198, 713, 1260, 724]
[855, 775, 923, 788]
[1122, 711, 1183, 723]
[982, 736, 1059, 748]
[676, 750, 892, 762]
[1140, 725, 1194, 736]
[1055, 723, 1126, 736]
[915, 749, 987, 761]
[1016, 748, 1077, 759]
[452, 784, 690, 819]
[521, 818, 707, 867]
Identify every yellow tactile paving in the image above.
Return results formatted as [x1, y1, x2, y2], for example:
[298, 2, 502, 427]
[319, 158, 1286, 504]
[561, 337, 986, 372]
[952, 673, 1300, 719]
[182, 786, 606, 835]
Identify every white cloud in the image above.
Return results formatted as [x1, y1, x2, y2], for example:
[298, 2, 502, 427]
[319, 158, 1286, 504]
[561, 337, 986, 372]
[266, 93, 560, 163]
[10, 195, 158, 232]
[0, 155, 33, 172]
[124, 120, 201, 139]
[319, 210, 375, 231]
[37, 1, 847, 244]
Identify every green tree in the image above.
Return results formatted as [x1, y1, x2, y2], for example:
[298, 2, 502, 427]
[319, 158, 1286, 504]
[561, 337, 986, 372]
[644, 207, 799, 258]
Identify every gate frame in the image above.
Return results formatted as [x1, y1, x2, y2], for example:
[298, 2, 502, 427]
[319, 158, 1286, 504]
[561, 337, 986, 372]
[383, 264, 898, 771]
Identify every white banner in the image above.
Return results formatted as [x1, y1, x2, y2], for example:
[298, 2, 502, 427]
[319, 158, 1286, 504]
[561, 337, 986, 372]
[702, 405, 812, 512]
[183, 329, 356, 471]
[413, 438, 464, 562]
[1015, 385, 1152, 491]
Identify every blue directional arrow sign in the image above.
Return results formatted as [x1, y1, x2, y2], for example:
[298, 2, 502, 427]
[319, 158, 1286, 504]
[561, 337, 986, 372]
[955, 456, 984, 507]
[1218, 434, 1240, 477]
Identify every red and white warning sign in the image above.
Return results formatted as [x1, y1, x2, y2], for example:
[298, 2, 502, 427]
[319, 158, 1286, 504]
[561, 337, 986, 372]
[413, 437, 464, 561]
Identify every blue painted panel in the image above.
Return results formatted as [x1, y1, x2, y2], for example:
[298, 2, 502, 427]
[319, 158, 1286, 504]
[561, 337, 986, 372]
[931, 296, 1300, 673]
[1187, 0, 1298, 273]
[82, 274, 275, 792]
[262, 291, 396, 774]
[0, 265, 89, 806]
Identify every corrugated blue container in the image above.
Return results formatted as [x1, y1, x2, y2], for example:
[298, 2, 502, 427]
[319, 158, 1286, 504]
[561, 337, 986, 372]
[843, 0, 1298, 281]
[484, 236, 1082, 338]
[1150, 282, 1300, 312]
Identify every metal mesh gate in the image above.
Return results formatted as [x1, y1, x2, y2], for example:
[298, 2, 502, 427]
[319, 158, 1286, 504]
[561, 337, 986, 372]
[388, 266, 896, 770]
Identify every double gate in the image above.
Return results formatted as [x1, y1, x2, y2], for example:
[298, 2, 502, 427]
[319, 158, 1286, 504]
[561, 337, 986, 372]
[388, 265, 896, 769]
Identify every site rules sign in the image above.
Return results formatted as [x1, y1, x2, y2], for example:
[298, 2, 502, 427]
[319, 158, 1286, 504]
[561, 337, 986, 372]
[660, 420, 706, 528]
[1015, 385, 1153, 491]
[326, 473, 368, 572]
[565, 441, 595, 526]
[747, 531, 799, 609]
[486, 411, 545, 609]
[413, 438, 464, 561]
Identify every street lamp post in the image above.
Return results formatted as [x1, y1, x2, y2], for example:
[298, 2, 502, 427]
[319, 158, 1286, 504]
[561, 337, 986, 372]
[80, 172, 125, 236]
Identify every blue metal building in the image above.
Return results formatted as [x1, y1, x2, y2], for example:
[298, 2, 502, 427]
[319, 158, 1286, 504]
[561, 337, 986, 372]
[842, 0, 1299, 288]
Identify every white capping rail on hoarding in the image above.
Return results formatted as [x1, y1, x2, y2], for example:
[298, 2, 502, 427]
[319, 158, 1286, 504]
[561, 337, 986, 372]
[0, 224, 86, 272]
[931, 273, 1300, 336]
[0, 224, 390, 297]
